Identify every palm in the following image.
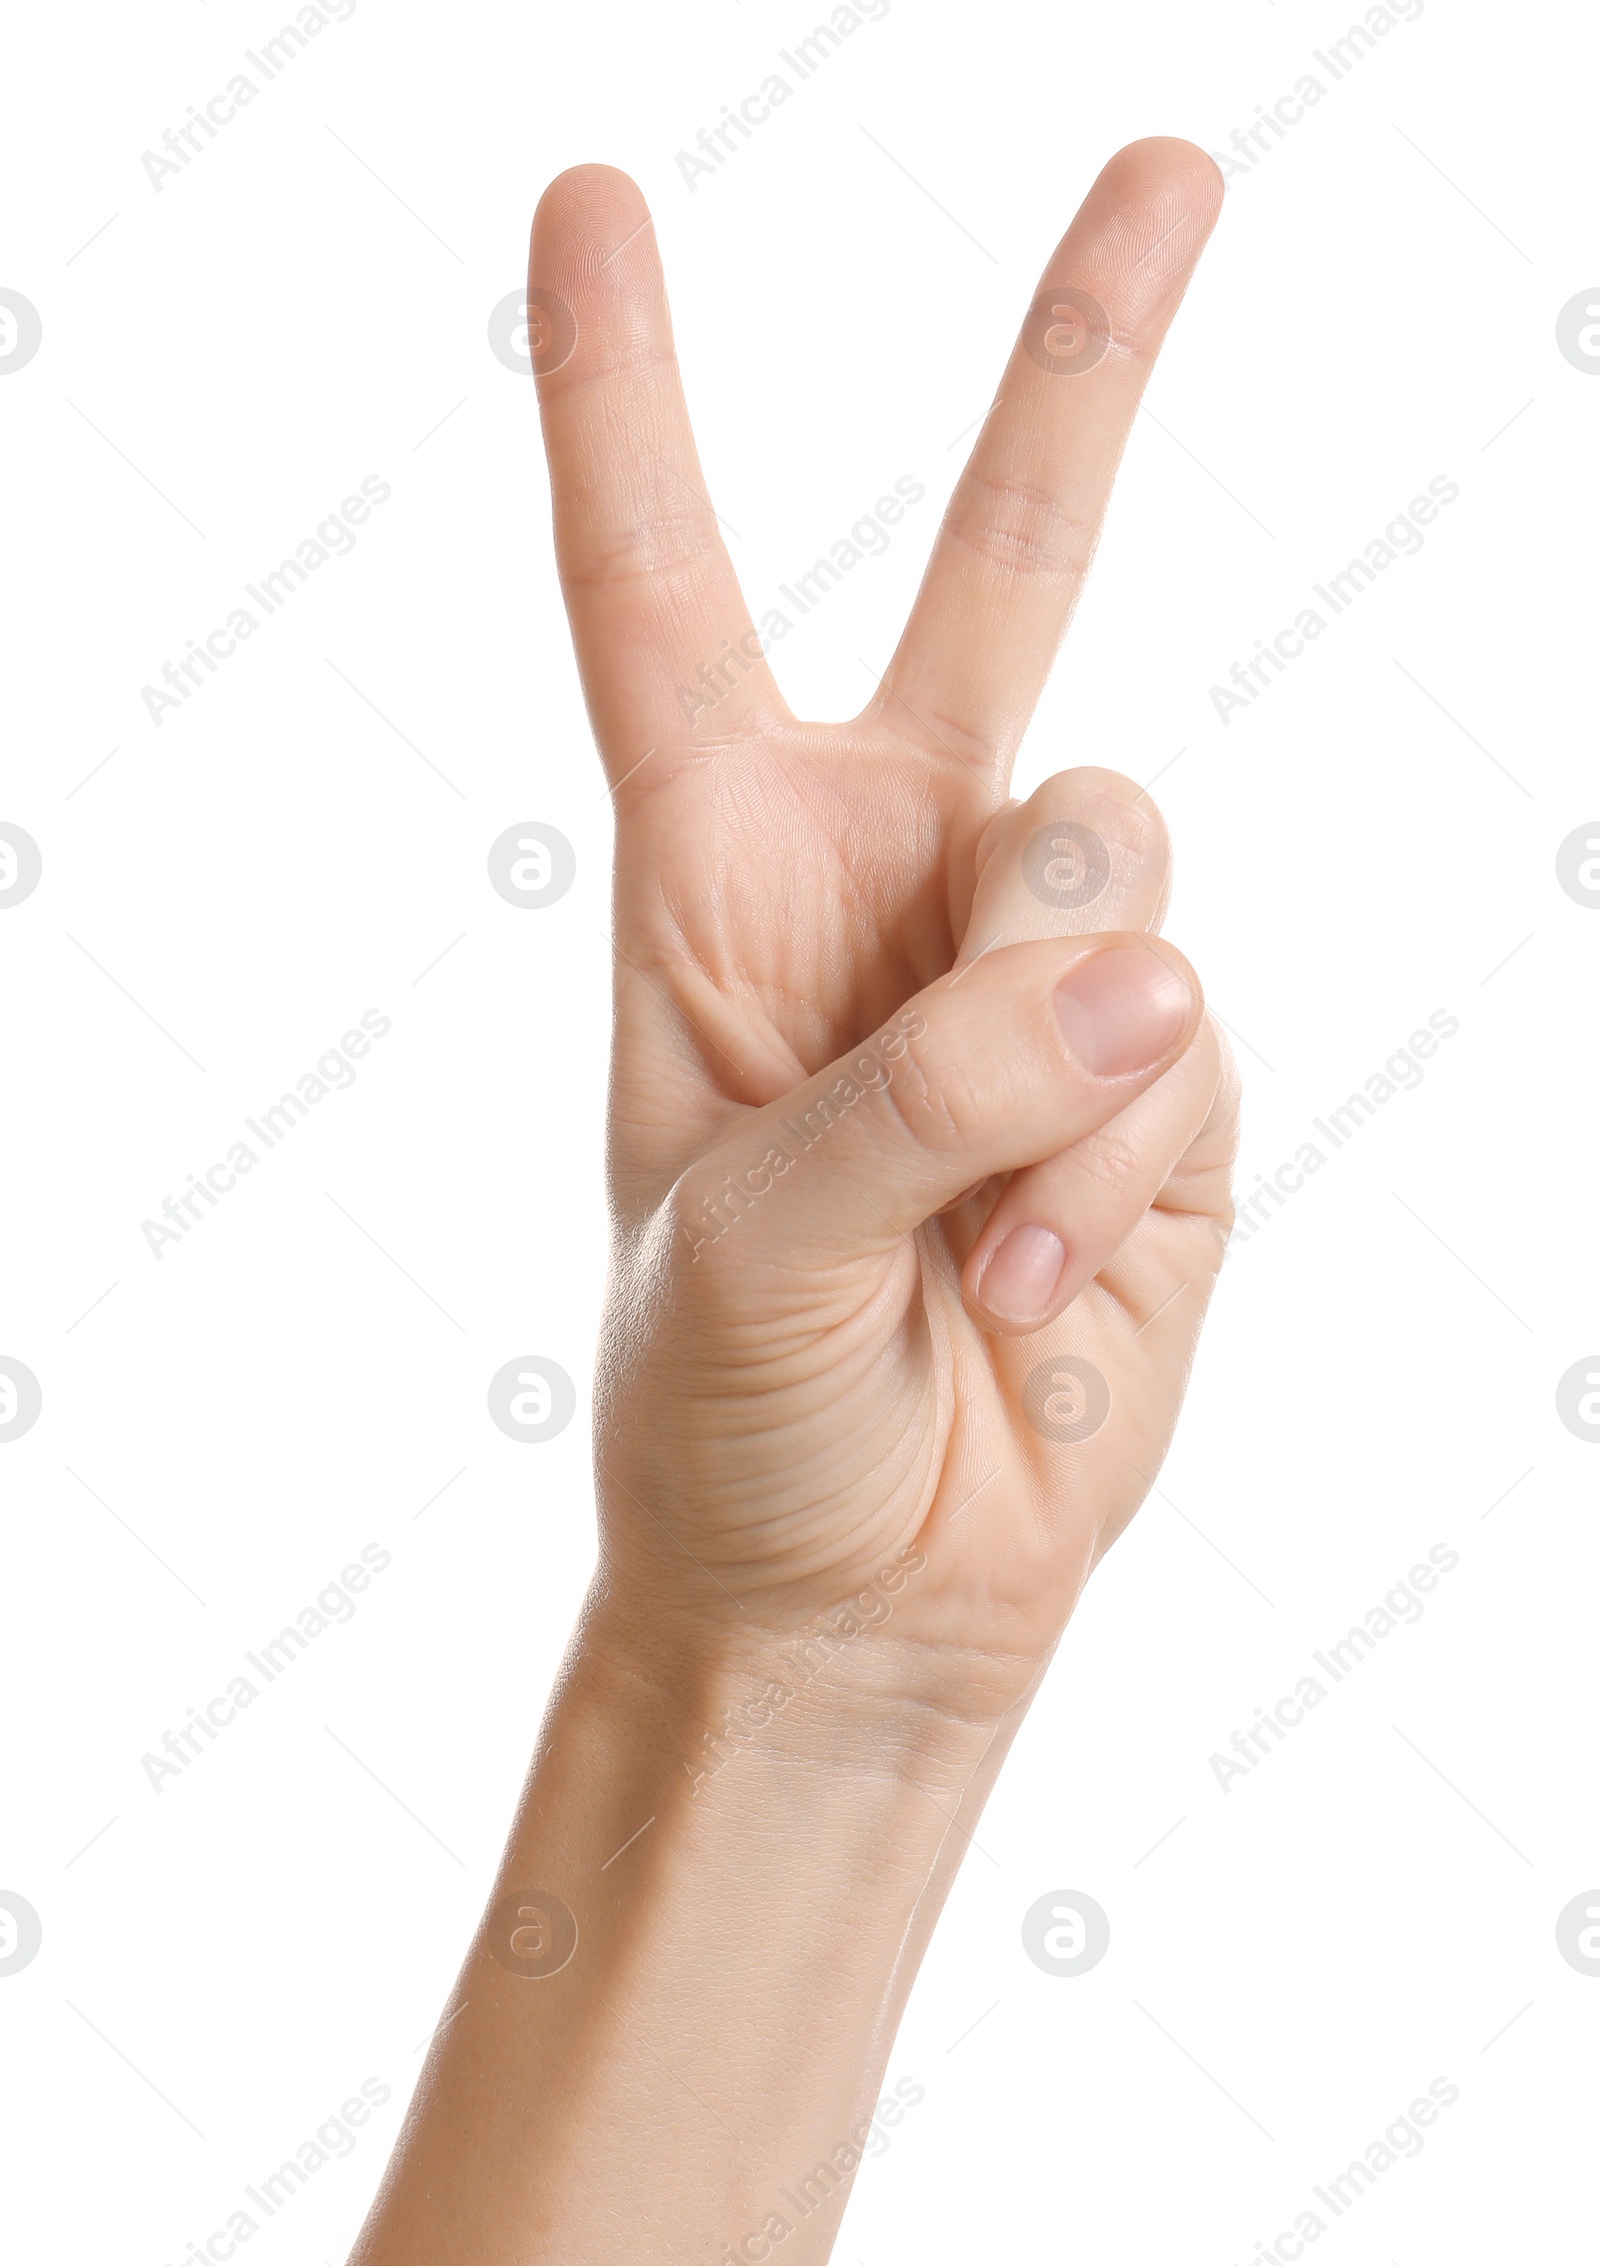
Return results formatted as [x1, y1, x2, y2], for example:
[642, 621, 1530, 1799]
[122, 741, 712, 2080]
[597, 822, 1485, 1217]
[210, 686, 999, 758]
[533, 146, 1236, 1674]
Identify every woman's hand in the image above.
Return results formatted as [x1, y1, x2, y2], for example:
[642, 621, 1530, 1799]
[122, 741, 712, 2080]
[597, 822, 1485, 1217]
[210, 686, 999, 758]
[536, 142, 1239, 1719]
[353, 138, 1236, 2266]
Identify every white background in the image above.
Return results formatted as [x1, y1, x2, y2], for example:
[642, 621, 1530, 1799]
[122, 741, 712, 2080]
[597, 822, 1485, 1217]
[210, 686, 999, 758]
[2, 0, 1597, 2259]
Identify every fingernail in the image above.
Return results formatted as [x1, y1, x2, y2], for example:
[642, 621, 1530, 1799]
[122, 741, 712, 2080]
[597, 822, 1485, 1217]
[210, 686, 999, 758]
[977, 1224, 1067, 1324]
[1054, 946, 1192, 1077]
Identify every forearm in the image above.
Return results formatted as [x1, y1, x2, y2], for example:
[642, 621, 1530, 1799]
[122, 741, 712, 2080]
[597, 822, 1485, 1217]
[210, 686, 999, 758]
[349, 1585, 1019, 2265]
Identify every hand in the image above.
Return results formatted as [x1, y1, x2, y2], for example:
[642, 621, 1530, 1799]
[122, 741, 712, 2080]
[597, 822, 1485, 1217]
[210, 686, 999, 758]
[350, 139, 1241, 2266]
[532, 140, 1238, 1719]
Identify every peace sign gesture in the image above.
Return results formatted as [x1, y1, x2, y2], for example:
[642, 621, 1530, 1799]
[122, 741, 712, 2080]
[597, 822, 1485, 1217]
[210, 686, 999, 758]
[532, 140, 1237, 1713]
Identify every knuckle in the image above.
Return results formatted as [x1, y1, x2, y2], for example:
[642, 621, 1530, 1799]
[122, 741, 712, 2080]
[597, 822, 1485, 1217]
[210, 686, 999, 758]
[944, 474, 1098, 584]
[562, 506, 719, 591]
[1103, 323, 1154, 374]
[545, 341, 677, 402]
[1071, 1121, 1145, 1194]
[877, 1029, 985, 1156]
[1026, 770, 1170, 876]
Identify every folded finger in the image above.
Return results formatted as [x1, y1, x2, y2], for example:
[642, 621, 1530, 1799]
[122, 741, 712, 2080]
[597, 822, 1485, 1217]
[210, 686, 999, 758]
[962, 1020, 1225, 1334]
[956, 765, 1171, 966]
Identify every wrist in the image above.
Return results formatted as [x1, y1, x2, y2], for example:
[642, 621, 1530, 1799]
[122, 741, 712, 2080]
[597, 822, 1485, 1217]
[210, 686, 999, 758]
[576, 1573, 1027, 1803]
[356, 1573, 1027, 2266]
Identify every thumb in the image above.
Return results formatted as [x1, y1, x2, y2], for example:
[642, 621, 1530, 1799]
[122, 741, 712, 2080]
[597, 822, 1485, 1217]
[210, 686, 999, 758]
[675, 934, 1201, 1272]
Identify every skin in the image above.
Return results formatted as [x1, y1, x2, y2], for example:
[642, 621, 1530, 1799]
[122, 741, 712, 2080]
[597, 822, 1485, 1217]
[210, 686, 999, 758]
[351, 137, 1239, 2266]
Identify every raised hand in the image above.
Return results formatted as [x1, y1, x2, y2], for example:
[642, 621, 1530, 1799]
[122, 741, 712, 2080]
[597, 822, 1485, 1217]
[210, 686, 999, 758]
[533, 140, 1237, 1718]
[352, 139, 1240, 2266]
